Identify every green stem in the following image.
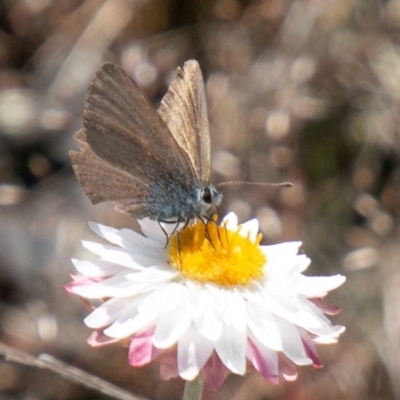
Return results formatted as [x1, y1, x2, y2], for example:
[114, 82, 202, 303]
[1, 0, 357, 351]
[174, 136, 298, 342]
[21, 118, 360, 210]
[182, 376, 203, 400]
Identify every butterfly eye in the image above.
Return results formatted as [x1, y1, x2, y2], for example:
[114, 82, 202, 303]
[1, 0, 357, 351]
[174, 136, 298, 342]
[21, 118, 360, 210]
[202, 187, 213, 204]
[202, 186, 220, 205]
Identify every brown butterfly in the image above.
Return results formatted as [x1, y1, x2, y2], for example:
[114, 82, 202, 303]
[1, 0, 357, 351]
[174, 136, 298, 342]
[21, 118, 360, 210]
[70, 60, 222, 223]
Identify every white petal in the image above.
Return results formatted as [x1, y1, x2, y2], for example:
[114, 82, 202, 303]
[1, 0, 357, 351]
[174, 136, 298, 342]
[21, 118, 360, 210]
[125, 266, 176, 283]
[104, 308, 156, 339]
[214, 322, 247, 375]
[90, 223, 163, 252]
[138, 283, 186, 315]
[89, 223, 113, 236]
[222, 212, 238, 230]
[71, 259, 124, 277]
[81, 242, 143, 268]
[153, 301, 191, 349]
[264, 258, 306, 279]
[88, 223, 120, 245]
[275, 317, 312, 365]
[238, 218, 259, 242]
[190, 287, 223, 341]
[253, 291, 328, 331]
[206, 284, 228, 310]
[72, 272, 158, 299]
[262, 242, 302, 259]
[297, 256, 312, 273]
[247, 302, 282, 351]
[138, 218, 167, 244]
[223, 290, 247, 333]
[84, 297, 133, 328]
[178, 323, 213, 380]
[295, 275, 346, 297]
[264, 254, 309, 277]
[104, 286, 185, 339]
[118, 228, 167, 258]
[105, 287, 188, 339]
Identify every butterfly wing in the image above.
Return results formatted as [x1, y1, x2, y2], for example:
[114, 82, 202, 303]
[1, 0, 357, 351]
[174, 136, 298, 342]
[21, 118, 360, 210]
[157, 60, 211, 185]
[70, 63, 196, 218]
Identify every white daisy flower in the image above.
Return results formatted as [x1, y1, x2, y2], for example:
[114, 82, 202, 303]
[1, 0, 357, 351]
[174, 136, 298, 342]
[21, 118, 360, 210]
[66, 213, 345, 391]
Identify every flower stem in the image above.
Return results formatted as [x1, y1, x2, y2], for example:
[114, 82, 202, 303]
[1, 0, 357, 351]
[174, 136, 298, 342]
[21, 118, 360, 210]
[183, 376, 203, 400]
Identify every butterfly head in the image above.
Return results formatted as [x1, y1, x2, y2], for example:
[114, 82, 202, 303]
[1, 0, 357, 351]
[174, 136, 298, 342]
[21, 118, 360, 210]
[198, 185, 222, 215]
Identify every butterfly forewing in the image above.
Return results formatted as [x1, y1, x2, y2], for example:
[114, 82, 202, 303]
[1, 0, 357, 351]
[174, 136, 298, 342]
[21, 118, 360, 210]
[70, 63, 198, 218]
[158, 60, 211, 184]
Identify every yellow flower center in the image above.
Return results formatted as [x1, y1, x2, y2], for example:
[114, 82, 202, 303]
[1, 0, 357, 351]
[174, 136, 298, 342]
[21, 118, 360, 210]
[168, 218, 266, 286]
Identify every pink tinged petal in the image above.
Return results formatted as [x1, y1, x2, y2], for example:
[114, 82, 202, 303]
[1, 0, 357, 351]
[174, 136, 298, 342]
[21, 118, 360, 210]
[65, 277, 95, 293]
[247, 302, 282, 351]
[283, 374, 297, 382]
[189, 287, 223, 341]
[313, 326, 345, 344]
[129, 329, 162, 366]
[84, 297, 136, 329]
[238, 218, 259, 242]
[295, 275, 346, 298]
[279, 355, 298, 381]
[153, 301, 191, 349]
[177, 323, 214, 380]
[298, 328, 322, 368]
[310, 298, 343, 316]
[71, 272, 152, 299]
[159, 348, 179, 381]
[87, 331, 120, 347]
[214, 320, 247, 375]
[68, 273, 88, 282]
[295, 299, 345, 337]
[246, 334, 279, 384]
[275, 317, 312, 365]
[201, 351, 230, 392]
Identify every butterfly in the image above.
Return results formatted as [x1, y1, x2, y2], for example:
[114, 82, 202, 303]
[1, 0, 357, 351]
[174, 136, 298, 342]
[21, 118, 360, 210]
[70, 60, 222, 223]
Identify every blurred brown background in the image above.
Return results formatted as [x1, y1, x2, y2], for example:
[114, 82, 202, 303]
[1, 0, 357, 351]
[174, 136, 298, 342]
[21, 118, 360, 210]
[0, 0, 399, 399]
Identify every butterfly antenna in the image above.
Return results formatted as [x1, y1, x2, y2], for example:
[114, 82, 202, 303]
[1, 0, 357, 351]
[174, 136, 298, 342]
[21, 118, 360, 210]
[216, 181, 292, 188]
